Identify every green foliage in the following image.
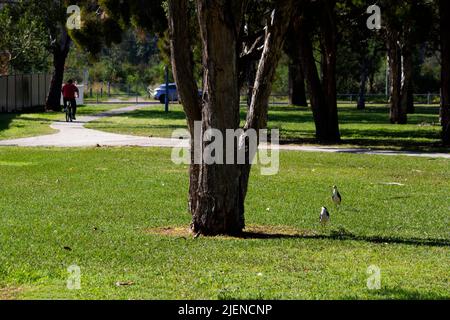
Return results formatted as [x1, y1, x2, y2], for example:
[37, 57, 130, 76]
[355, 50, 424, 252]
[66, 28, 165, 86]
[71, 0, 166, 56]
[272, 54, 289, 94]
[0, 2, 51, 73]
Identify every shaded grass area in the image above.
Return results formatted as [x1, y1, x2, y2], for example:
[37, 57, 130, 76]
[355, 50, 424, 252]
[86, 104, 448, 152]
[0, 105, 129, 141]
[0, 147, 448, 299]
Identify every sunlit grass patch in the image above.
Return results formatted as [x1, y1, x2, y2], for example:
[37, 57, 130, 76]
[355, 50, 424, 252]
[0, 147, 448, 299]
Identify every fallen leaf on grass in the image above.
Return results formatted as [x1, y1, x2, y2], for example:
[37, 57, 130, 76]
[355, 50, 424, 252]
[115, 281, 134, 287]
[380, 182, 405, 186]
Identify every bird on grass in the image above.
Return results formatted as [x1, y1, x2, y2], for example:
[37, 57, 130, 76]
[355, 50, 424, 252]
[332, 185, 342, 207]
[320, 207, 330, 227]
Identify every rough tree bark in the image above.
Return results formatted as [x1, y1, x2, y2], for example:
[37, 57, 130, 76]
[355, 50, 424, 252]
[288, 60, 307, 106]
[46, 28, 71, 111]
[440, 0, 450, 145]
[192, 0, 246, 235]
[293, 2, 341, 142]
[168, 0, 294, 236]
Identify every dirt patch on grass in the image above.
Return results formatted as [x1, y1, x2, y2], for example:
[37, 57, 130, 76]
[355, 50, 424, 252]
[145, 225, 317, 239]
[0, 286, 23, 300]
[146, 226, 193, 238]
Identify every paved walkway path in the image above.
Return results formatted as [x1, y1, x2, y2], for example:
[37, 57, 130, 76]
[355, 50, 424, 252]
[0, 105, 449, 159]
[0, 105, 185, 148]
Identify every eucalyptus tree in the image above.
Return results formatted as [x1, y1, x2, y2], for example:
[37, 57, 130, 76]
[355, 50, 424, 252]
[381, 0, 433, 123]
[168, 0, 295, 235]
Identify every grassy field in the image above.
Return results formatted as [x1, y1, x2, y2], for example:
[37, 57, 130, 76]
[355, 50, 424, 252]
[0, 104, 129, 141]
[85, 104, 448, 152]
[0, 147, 448, 300]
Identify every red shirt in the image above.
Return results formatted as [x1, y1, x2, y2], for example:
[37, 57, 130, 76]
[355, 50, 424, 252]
[62, 83, 79, 99]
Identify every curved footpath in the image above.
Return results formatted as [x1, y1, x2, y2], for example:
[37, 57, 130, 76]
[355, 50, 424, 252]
[0, 105, 449, 159]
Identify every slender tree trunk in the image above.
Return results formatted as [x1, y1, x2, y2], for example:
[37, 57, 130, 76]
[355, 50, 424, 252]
[387, 36, 407, 124]
[46, 29, 71, 111]
[296, 20, 327, 140]
[288, 60, 307, 106]
[246, 61, 257, 108]
[401, 50, 415, 114]
[169, 0, 293, 236]
[357, 58, 368, 110]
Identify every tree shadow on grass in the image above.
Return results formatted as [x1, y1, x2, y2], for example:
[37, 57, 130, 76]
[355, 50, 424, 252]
[363, 287, 450, 300]
[111, 108, 187, 121]
[0, 113, 56, 134]
[276, 132, 447, 152]
[267, 104, 446, 151]
[148, 226, 449, 248]
[0, 114, 15, 132]
[239, 228, 450, 248]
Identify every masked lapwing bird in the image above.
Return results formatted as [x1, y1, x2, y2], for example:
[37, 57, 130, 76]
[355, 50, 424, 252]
[332, 185, 342, 206]
[320, 207, 330, 226]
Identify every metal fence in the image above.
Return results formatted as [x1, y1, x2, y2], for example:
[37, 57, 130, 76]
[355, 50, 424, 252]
[0, 73, 52, 112]
[83, 82, 154, 104]
[337, 93, 441, 105]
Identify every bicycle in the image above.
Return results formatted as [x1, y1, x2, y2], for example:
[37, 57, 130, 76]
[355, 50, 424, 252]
[65, 100, 74, 122]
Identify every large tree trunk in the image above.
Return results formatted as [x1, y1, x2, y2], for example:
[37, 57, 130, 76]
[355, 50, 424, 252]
[288, 60, 307, 106]
[46, 29, 71, 111]
[440, 0, 450, 145]
[169, 0, 294, 236]
[192, 0, 245, 236]
[293, 4, 340, 143]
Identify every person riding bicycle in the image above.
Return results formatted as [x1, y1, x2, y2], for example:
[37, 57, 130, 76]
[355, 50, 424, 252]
[62, 79, 79, 120]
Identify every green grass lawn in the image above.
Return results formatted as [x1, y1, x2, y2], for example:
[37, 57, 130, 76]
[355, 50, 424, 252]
[85, 104, 448, 152]
[0, 147, 448, 300]
[0, 104, 129, 141]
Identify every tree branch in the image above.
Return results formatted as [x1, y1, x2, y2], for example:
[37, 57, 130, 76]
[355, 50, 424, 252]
[245, 0, 295, 131]
[168, 0, 202, 132]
